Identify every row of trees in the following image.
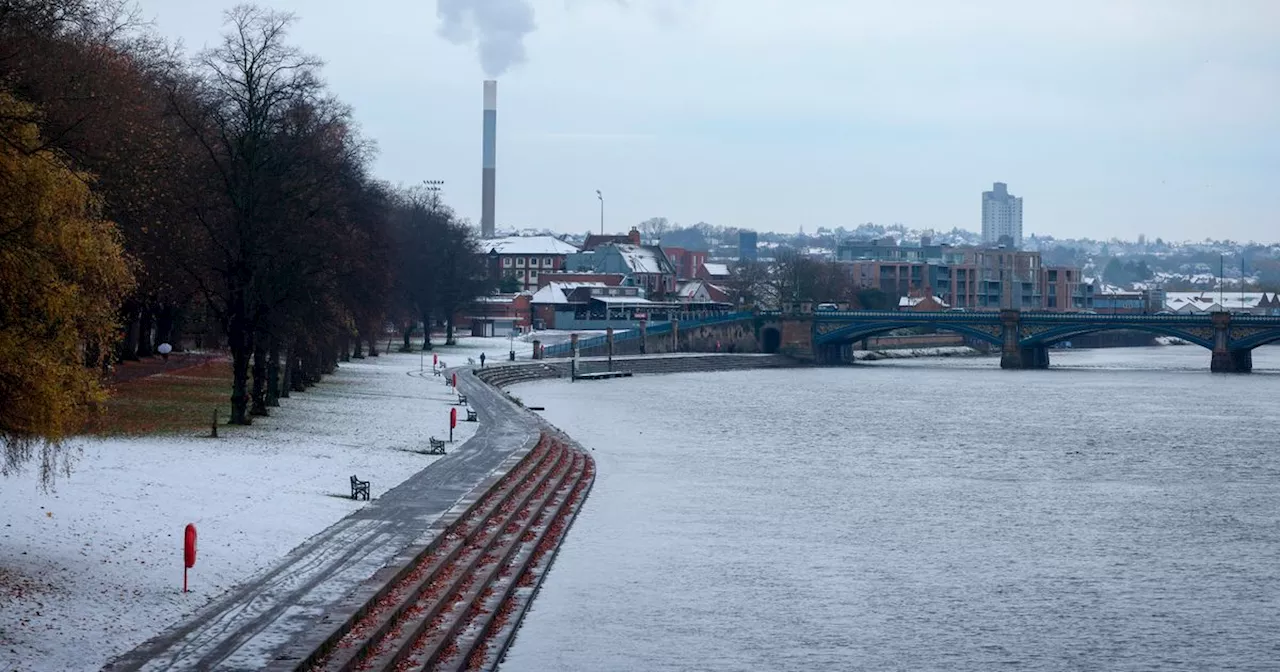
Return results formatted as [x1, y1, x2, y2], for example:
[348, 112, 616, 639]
[722, 251, 890, 311]
[1, 0, 488, 485]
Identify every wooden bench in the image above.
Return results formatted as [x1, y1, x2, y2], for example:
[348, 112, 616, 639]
[432, 366, 442, 377]
[427, 437, 447, 455]
[350, 475, 370, 501]
[466, 409, 478, 422]
[456, 394, 468, 406]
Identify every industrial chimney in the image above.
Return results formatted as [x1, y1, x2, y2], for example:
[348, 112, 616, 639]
[481, 80, 497, 239]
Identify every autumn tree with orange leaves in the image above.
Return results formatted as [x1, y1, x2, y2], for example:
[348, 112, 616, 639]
[0, 91, 134, 487]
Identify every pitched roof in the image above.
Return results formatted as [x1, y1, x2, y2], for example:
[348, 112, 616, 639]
[529, 281, 606, 305]
[702, 262, 731, 277]
[482, 235, 579, 256]
[613, 244, 673, 275]
[898, 295, 950, 308]
[582, 233, 632, 250]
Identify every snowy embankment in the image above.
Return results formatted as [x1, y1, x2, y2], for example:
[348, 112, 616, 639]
[853, 345, 982, 361]
[0, 336, 527, 672]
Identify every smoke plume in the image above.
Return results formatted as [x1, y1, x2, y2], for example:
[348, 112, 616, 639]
[436, 0, 537, 78]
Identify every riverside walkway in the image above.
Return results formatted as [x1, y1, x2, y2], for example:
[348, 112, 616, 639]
[105, 369, 540, 672]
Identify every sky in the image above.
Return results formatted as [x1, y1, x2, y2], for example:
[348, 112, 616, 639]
[133, 0, 1280, 241]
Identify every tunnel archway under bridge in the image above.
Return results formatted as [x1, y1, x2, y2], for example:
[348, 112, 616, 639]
[811, 322, 1004, 365]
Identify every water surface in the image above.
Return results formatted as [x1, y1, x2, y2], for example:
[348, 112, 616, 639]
[502, 347, 1280, 671]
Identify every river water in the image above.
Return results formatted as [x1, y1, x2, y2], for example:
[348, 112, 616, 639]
[501, 347, 1280, 672]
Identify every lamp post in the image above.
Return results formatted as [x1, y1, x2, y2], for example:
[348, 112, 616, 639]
[423, 180, 444, 212]
[596, 189, 604, 234]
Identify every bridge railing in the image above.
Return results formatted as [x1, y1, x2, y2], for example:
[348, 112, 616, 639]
[761, 309, 1280, 325]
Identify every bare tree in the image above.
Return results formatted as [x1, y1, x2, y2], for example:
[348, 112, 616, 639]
[168, 4, 324, 425]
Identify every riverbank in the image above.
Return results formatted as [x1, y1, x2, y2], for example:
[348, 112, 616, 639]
[853, 345, 983, 361]
[0, 336, 533, 672]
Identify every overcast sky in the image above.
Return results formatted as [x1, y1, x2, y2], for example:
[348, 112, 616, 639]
[135, 0, 1279, 241]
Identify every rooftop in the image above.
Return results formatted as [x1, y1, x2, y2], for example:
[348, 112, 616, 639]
[482, 235, 579, 256]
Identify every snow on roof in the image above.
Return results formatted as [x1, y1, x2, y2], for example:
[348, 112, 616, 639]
[593, 295, 654, 304]
[675, 280, 705, 298]
[702, 262, 731, 277]
[482, 235, 579, 256]
[613, 244, 670, 274]
[529, 281, 606, 305]
[898, 295, 950, 308]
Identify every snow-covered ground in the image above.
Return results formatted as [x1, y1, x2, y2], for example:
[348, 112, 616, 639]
[0, 336, 526, 672]
[854, 346, 982, 360]
[518, 329, 609, 346]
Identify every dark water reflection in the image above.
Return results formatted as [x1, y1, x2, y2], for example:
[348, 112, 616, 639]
[501, 347, 1280, 671]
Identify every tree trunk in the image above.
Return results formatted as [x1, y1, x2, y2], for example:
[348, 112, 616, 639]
[267, 338, 281, 407]
[229, 331, 251, 425]
[401, 324, 413, 352]
[136, 307, 155, 358]
[250, 334, 269, 416]
[155, 306, 176, 352]
[281, 342, 294, 398]
[339, 332, 350, 362]
[367, 330, 379, 357]
[445, 315, 456, 345]
[118, 305, 141, 361]
[321, 342, 337, 374]
[352, 331, 365, 359]
[422, 311, 433, 351]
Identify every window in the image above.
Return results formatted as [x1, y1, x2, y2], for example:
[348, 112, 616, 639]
[529, 271, 537, 281]
[516, 269, 525, 278]
[502, 257, 512, 268]
[543, 257, 553, 267]
[516, 257, 525, 267]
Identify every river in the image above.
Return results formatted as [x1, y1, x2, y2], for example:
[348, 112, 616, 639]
[500, 346, 1280, 671]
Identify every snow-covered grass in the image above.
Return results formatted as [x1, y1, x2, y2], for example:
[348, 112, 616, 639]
[0, 341, 511, 672]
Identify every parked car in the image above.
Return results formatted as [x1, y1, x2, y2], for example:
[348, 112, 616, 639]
[816, 303, 840, 311]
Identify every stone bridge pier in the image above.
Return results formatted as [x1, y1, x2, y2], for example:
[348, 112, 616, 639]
[1210, 312, 1253, 373]
[1000, 310, 1049, 369]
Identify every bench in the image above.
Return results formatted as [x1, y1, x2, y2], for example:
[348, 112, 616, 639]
[456, 394, 467, 406]
[466, 408, 478, 422]
[350, 475, 370, 501]
[432, 366, 442, 377]
[427, 437, 447, 455]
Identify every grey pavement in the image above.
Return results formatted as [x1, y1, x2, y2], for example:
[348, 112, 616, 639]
[104, 367, 539, 672]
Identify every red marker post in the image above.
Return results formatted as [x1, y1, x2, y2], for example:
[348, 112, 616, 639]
[433, 353, 438, 366]
[450, 407, 457, 442]
[183, 523, 198, 593]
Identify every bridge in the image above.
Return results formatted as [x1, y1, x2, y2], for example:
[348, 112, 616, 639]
[757, 309, 1280, 372]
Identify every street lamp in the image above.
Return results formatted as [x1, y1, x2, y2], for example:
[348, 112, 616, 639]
[596, 189, 604, 234]
[423, 180, 444, 211]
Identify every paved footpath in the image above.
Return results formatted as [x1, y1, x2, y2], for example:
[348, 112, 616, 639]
[104, 368, 539, 672]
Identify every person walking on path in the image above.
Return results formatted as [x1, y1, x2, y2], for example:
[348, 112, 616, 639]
[479, 352, 486, 368]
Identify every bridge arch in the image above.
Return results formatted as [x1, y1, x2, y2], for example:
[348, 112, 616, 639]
[1227, 329, 1280, 351]
[761, 326, 781, 354]
[1020, 323, 1215, 350]
[814, 322, 1003, 348]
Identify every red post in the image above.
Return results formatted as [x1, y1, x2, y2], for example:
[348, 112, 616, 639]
[183, 523, 198, 593]
[450, 407, 457, 442]
[433, 353, 438, 366]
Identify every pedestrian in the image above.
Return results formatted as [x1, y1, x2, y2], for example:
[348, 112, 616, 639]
[479, 352, 486, 368]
